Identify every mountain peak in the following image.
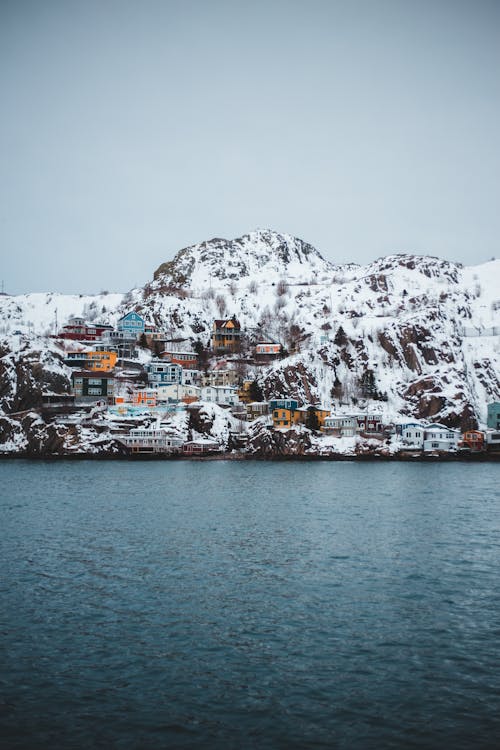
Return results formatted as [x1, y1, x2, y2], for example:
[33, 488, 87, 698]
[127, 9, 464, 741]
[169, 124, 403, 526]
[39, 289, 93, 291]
[152, 230, 333, 289]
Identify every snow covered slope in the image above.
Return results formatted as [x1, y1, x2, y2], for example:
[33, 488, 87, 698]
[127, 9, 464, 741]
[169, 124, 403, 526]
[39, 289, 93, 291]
[1, 230, 499, 431]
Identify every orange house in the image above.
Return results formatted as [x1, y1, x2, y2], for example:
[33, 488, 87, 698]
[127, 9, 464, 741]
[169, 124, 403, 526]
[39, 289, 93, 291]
[132, 389, 157, 408]
[86, 351, 118, 371]
[459, 430, 485, 451]
[212, 318, 241, 353]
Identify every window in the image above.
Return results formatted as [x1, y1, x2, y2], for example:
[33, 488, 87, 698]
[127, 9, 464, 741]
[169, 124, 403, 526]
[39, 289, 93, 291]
[88, 387, 102, 395]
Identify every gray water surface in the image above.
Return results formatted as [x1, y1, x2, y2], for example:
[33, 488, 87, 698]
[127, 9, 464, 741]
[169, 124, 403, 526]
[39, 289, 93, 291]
[1, 460, 499, 749]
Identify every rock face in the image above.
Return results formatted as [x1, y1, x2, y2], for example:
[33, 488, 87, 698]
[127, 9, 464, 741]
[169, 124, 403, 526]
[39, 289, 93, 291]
[1, 229, 500, 456]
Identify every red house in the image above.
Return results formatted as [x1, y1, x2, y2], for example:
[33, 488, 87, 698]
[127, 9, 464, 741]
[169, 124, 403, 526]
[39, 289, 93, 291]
[459, 430, 485, 451]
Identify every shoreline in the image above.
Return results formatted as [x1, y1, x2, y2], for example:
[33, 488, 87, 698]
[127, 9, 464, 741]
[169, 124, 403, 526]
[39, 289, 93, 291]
[1, 451, 500, 462]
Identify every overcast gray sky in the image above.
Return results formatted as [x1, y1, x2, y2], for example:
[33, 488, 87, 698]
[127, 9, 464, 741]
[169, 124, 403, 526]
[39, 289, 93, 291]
[1, 0, 499, 294]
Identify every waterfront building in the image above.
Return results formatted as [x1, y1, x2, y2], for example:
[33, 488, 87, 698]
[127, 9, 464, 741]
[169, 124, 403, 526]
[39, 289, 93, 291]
[459, 430, 485, 451]
[487, 402, 500, 430]
[118, 427, 183, 454]
[423, 424, 460, 452]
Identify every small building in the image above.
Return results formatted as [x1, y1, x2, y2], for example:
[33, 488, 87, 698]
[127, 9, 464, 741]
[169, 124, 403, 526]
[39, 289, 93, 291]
[201, 385, 239, 406]
[255, 342, 281, 357]
[212, 318, 241, 353]
[162, 350, 199, 369]
[59, 318, 113, 342]
[200, 369, 239, 388]
[485, 430, 500, 450]
[182, 439, 220, 455]
[85, 350, 118, 372]
[118, 427, 183, 454]
[117, 311, 145, 337]
[71, 371, 115, 403]
[295, 406, 331, 429]
[487, 402, 500, 430]
[146, 359, 183, 386]
[132, 388, 158, 408]
[423, 424, 460, 452]
[398, 422, 425, 450]
[459, 430, 485, 451]
[64, 351, 89, 368]
[322, 415, 358, 437]
[246, 402, 269, 421]
[156, 383, 201, 404]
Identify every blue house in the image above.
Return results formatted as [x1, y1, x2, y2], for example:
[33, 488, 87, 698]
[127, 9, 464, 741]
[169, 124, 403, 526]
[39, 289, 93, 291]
[117, 311, 145, 336]
[146, 359, 183, 385]
[487, 402, 500, 430]
[269, 398, 299, 412]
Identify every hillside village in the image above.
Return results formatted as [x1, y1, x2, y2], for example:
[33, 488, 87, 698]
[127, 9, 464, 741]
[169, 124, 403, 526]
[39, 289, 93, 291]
[1, 231, 499, 458]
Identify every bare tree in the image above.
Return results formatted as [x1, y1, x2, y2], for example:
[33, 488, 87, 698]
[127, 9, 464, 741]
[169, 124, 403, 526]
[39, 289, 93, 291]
[215, 294, 227, 316]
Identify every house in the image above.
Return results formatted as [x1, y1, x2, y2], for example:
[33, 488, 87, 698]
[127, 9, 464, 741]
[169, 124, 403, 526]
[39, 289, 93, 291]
[200, 369, 239, 388]
[322, 415, 358, 437]
[146, 359, 183, 385]
[255, 342, 281, 357]
[118, 427, 183, 454]
[64, 351, 90, 368]
[423, 424, 460, 452]
[212, 318, 241, 353]
[295, 406, 331, 429]
[485, 430, 500, 450]
[132, 388, 158, 408]
[58, 318, 113, 342]
[201, 385, 239, 406]
[156, 383, 201, 404]
[182, 439, 220, 455]
[162, 350, 199, 369]
[246, 402, 269, 421]
[459, 430, 485, 451]
[71, 371, 115, 403]
[117, 311, 145, 337]
[85, 351, 117, 371]
[397, 422, 425, 449]
[487, 402, 500, 430]
[269, 398, 300, 428]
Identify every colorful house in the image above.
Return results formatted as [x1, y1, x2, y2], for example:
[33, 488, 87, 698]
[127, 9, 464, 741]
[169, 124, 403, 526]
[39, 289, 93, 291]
[132, 388, 158, 408]
[85, 351, 118, 371]
[296, 406, 331, 429]
[117, 311, 145, 337]
[162, 350, 199, 369]
[255, 342, 281, 357]
[183, 439, 220, 455]
[459, 430, 485, 451]
[146, 359, 183, 385]
[487, 402, 500, 430]
[59, 318, 113, 342]
[212, 318, 241, 353]
[269, 398, 300, 428]
[71, 371, 115, 403]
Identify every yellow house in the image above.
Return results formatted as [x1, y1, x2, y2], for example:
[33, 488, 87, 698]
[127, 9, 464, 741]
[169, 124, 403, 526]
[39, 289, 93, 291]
[272, 407, 301, 428]
[86, 351, 118, 371]
[212, 318, 241, 353]
[296, 407, 331, 429]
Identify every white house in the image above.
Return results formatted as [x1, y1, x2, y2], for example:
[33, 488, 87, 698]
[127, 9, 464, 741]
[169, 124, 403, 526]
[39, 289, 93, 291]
[201, 385, 239, 406]
[118, 427, 183, 454]
[485, 430, 500, 449]
[322, 415, 358, 437]
[156, 383, 201, 403]
[399, 422, 425, 450]
[423, 424, 460, 452]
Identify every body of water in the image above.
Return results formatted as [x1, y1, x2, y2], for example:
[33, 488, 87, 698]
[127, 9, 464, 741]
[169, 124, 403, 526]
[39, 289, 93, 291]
[1, 460, 499, 749]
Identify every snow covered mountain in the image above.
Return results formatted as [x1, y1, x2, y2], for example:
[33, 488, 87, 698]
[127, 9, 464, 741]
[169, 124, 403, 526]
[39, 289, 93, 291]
[1, 229, 499, 450]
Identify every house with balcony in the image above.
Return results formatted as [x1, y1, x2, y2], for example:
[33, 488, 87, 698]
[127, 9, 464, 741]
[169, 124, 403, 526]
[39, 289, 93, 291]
[212, 318, 241, 353]
[71, 371, 115, 403]
[118, 427, 183, 454]
[146, 359, 183, 386]
[423, 424, 460, 452]
[117, 311, 145, 337]
[321, 414, 358, 437]
[200, 385, 239, 406]
[397, 422, 425, 450]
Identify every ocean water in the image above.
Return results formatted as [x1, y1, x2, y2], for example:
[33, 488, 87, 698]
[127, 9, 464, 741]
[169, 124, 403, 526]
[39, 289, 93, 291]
[1, 460, 499, 749]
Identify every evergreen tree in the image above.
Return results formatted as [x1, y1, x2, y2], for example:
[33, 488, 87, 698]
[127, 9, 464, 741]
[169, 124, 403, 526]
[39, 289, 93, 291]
[305, 406, 320, 431]
[334, 326, 347, 347]
[248, 380, 264, 402]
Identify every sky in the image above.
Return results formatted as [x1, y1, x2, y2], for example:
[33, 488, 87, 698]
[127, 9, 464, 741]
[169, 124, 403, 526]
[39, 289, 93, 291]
[1, 0, 499, 294]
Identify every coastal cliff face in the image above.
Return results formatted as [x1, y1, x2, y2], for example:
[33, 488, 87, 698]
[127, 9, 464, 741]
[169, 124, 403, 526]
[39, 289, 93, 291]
[1, 229, 499, 455]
